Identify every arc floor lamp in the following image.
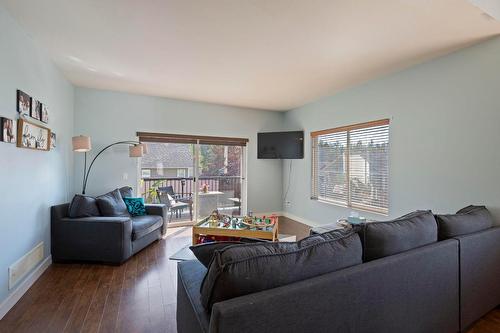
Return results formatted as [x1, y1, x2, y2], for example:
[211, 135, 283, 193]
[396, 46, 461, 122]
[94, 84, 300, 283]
[72, 135, 148, 194]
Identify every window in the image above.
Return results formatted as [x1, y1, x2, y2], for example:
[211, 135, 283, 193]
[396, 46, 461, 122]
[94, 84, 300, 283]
[141, 169, 151, 178]
[311, 119, 390, 215]
[177, 169, 187, 178]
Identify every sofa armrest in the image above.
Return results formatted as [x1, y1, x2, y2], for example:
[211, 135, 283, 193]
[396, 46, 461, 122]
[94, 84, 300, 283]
[145, 204, 167, 235]
[60, 217, 131, 223]
[51, 203, 70, 220]
[51, 216, 133, 264]
[454, 227, 500, 330]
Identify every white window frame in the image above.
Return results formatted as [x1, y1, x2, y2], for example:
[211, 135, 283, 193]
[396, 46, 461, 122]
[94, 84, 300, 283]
[141, 169, 151, 179]
[176, 168, 187, 178]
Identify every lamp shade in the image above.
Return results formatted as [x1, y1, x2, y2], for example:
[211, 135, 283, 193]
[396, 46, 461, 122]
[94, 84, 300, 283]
[129, 144, 144, 157]
[72, 135, 91, 152]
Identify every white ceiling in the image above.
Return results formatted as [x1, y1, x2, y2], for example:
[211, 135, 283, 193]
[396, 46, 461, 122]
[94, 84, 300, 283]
[469, 0, 500, 20]
[2, 0, 500, 111]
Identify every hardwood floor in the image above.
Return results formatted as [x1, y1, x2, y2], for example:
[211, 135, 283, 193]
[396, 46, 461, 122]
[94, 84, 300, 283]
[0, 223, 498, 333]
[0, 226, 191, 333]
[278, 216, 311, 240]
[467, 309, 500, 333]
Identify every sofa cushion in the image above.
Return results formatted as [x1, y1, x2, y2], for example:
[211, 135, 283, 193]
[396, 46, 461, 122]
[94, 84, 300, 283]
[435, 205, 493, 240]
[190, 238, 269, 268]
[123, 197, 147, 216]
[119, 186, 134, 199]
[361, 210, 437, 261]
[132, 215, 163, 240]
[68, 195, 100, 218]
[96, 189, 130, 217]
[200, 228, 362, 309]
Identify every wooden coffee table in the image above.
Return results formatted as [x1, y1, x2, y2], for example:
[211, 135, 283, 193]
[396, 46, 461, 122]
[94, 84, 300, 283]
[192, 216, 279, 245]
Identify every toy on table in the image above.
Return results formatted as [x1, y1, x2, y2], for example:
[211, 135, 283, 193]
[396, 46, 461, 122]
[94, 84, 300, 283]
[241, 214, 277, 229]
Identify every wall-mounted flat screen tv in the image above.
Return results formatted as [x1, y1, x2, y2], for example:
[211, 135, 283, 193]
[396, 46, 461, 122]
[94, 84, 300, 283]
[257, 131, 304, 159]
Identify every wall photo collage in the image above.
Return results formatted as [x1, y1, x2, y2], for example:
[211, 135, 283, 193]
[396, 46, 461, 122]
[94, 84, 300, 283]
[0, 90, 56, 150]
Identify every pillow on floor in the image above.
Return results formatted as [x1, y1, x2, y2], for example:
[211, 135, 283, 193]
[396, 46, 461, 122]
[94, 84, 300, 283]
[200, 228, 362, 310]
[96, 189, 130, 217]
[360, 210, 437, 261]
[435, 205, 493, 240]
[68, 194, 100, 218]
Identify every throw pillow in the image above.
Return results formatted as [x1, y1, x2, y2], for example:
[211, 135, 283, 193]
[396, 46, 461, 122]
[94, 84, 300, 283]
[167, 193, 177, 206]
[96, 189, 130, 217]
[200, 228, 362, 310]
[68, 194, 100, 218]
[360, 210, 437, 262]
[123, 197, 147, 216]
[435, 205, 493, 240]
[190, 238, 269, 268]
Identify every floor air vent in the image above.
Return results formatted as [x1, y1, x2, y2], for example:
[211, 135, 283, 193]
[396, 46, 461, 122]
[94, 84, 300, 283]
[9, 242, 44, 290]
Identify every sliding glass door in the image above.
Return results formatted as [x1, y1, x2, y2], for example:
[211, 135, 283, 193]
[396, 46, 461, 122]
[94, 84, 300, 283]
[139, 138, 246, 226]
[195, 143, 245, 222]
[140, 142, 196, 224]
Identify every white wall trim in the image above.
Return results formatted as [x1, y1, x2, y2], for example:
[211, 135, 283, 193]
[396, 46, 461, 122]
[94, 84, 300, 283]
[254, 211, 283, 217]
[281, 211, 321, 227]
[255, 211, 320, 227]
[0, 255, 52, 320]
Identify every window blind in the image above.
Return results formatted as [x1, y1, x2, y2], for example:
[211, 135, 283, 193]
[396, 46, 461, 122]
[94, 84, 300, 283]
[311, 119, 390, 215]
[137, 132, 249, 146]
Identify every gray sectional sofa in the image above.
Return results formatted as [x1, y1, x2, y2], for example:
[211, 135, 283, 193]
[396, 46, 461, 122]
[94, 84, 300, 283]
[177, 208, 500, 333]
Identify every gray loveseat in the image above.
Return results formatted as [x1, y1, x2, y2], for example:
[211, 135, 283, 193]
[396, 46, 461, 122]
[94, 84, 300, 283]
[51, 203, 166, 264]
[177, 211, 500, 333]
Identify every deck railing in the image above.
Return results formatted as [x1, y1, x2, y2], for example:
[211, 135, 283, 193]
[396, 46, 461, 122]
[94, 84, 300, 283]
[141, 176, 241, 204]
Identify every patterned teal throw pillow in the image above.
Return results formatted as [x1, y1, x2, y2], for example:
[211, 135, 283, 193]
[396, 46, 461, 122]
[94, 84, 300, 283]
[123, 197, 147, 216]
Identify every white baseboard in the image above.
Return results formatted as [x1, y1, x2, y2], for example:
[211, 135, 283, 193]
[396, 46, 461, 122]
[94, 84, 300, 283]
[0, 255, 52, 320]
[255, 211, 319, 227]
[255, 211, 284, 217]
[281, 211, 320, 227]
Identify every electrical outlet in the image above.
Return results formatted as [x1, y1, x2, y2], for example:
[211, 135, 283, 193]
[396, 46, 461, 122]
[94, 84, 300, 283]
[284, 201, 292, 207]
[123, 172, 128, 180]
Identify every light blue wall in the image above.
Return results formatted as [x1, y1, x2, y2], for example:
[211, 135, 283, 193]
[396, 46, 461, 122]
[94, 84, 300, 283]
[0, 6, 74, 304]
[74, 88, 285, 213]
[283, 36, 500, 226]
[2, 0, 500, 311]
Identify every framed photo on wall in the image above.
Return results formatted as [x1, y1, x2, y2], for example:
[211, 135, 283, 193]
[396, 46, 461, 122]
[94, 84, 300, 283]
[31, 99, 42, 121]
[1, 117, 16, 143]
[41, 104, 49, 123]
[17, 90, 31, 116]
[17, 118, 51, 151]
[50, 132, 56, 149]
